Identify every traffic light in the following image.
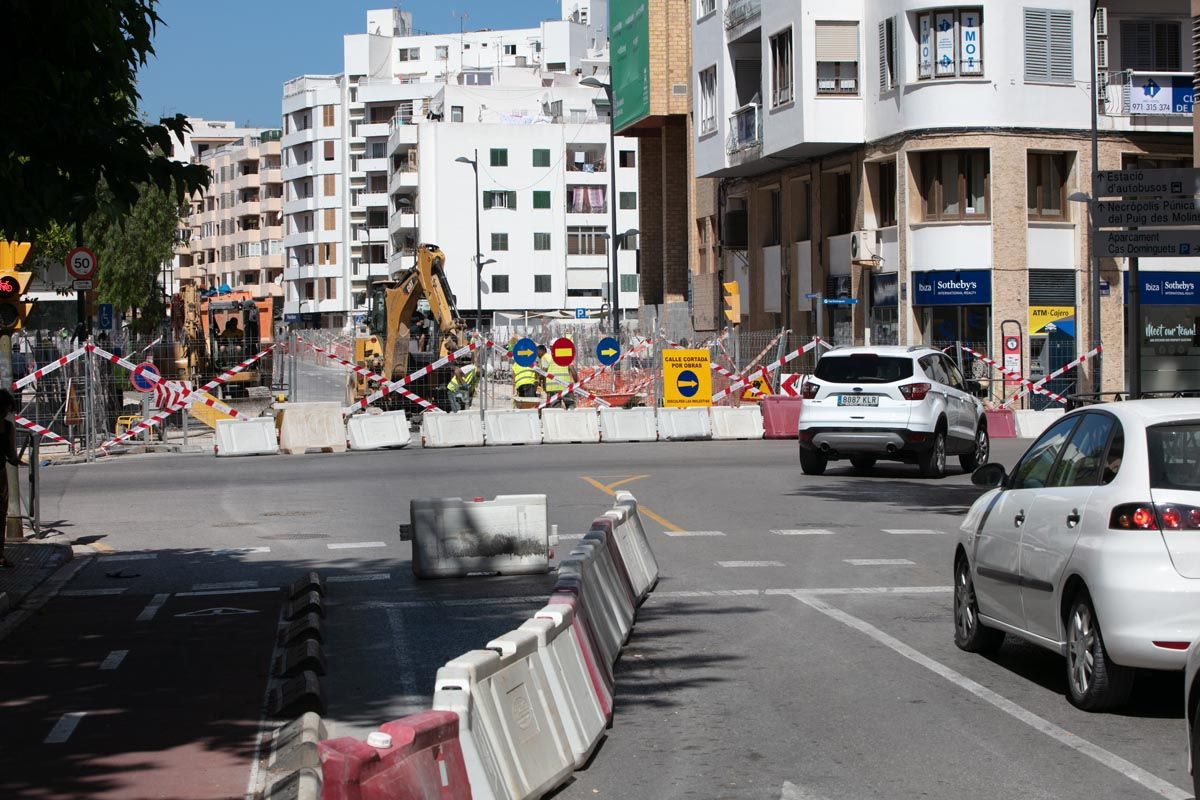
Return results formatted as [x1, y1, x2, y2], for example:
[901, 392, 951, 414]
[723, 280, 741, 324]
[0, 241, 34, 332]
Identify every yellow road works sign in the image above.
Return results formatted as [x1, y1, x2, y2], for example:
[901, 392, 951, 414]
[741, 373, 772, 401]
[662, 349, 712, 408]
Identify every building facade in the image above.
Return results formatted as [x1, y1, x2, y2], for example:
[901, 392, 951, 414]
[695, 0, 1196, 395]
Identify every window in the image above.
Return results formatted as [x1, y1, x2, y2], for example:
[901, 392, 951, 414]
[1122, 154, 1193, 170]
[323, 140, 334, 161]
[322, 105, 335, 126]
[1012, 417, 1080, 489]
[879, 16, 895, 92]
[483, 190, 517, 209]
[621, 274, 639, 293]
[323, 209, 336, 230]
[567, 185, 606, 213]
[770, 28, 793, 106]
[397, 47, 420, 61]
[876, 160, 897, 227]
[491, 274, 509, 293]
[491, 233, 508, 251]
[318, 242, 336, 264]
[534, 232, 551, 250]
[324, 278, 337, 300]
[489, 148, 508, 167]
[619, 192, 638, 210]
[1028, 152, 1068, 219]
[792, 180, 812, 241]
[1120, 20, 1181, 72]
[764, 189, 781, 246]
[435, 45, 449, 59]
[503, 44, 517, 56]
[1148, 424, 1200, 490]
[323, 174, 336, 197]
[451, 106, 464, 123]
[619, 150, 636, 168]
[1048, 414, 1117, 488]
[1024, 8, 1073, 84]
[919, 150, 989, 220]
[532, 149, 551, 167]
[534, 274, 552, 292]
[816, 21, 859, 95]
[919, 354, 949, 385]
[916, 9, 983, 80]
[567, 288, 603, 297]
[567, 226, 607, 255]
[815, 355, 914, 383]
[533, 191, 551, 209]
[698, 66, 717, 135]
[698, 0, 715, 17]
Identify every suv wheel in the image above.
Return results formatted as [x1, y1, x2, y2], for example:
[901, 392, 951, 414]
[799, 448, 827, 476]
[959, 426, 990, 472]
[918, 430, 946, 479]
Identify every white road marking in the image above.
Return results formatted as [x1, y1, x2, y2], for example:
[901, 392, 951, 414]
[779, 781, 827, 800]
[793, 594, 1191, 800]
[43, 712, 86, 744]
[882, 529, 945, 536]
[99, 650, 129, 671]
[327, 541, 388, 550]
[327, 573, 391, 584]
[244, 606, 289, 800]
[178, 587, 279, 597]
[657, 586, 952, 599]
[356, 595, 546, 610]
[61, 588, 126, 597]
[556, 533, 587, 541]
[772, 529, 836, 536]
[665, 530, 726, 537]
[97, 553, 157, 562]
[845, 558, 915, 566]
[136, 593, 171, 622]
[211, 547, 271, 555]
[191, 581, 258, 592]
[716, 560, 785, 568]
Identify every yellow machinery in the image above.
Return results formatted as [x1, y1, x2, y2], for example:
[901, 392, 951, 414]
[171, 285, 276, 397]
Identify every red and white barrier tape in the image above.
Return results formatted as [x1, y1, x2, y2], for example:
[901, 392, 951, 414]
[711, 363, 763, 397]
[15, 415, 68, 445]
[12, 346, 90, 391]
[1002, 345, 1101, 408]
[533, 336, 660, 409]
[711, 338, 824, 403]
[296, 336, 440, 413]
[481, 340, 612, 409]
[958, 345, 1061, 404]
[346, 341, 479, 414]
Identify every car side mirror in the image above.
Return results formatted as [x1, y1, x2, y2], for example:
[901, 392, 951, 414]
[972, 462, 1008, 488]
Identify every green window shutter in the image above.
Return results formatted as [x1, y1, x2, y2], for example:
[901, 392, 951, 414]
[533, 149, 551, 167]
[507, 190, 517, 209]
[533, 190, 550, 209]
[482, 191, 493, 209]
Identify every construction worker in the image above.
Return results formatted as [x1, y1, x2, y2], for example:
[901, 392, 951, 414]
[513, 354, 539, 403]
[448, 357, 479, 412]
[539, 344, 578, 409]
[221, 317, 243, 339]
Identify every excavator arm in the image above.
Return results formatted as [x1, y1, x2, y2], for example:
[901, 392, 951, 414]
[381, 244, 467, 381]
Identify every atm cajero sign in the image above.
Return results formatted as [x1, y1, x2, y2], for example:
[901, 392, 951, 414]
[1029, 306, 1074, 335]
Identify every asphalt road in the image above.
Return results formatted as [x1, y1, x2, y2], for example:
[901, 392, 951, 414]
[8, 437, 1193, 799]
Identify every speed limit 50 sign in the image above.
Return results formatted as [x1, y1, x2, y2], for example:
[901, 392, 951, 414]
[66, 246, 97, 280]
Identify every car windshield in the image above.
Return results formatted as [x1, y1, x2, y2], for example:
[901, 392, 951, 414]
[814, 355, 914, 384]
[1147, 422, 1200, 491]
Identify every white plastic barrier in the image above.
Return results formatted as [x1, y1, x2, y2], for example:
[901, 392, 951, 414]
[432, 629, 575, 800]
[596, 511, 653, 604]
[656, 407, 713, 441]
[598, 407, 657, 442]
[346, 410, 411, 450]
[519, 604, 606, 770]
[557, 548, 625, 666]
[422, 410, 485, 448]
[613, 491, 661, 593]
[540, 408, 601, 444]
[564, 540, 634, 645]
[709, 405, 764, 440]
[276, 402, 347, 454]
[406, 494, 549, 578]
[484, 409, 542, 446]
[214, 417, 279, 457]
[1014, 407, 1065, 439]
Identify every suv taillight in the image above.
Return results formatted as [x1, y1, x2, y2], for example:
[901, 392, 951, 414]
[1110, 503, 1200, 531]
[899, 382, 931, 401]
[800, 380, 819, 400]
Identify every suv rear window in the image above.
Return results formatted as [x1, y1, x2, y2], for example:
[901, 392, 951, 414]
[814, 354, 914, 384]
[1147, 423, 1200, 490]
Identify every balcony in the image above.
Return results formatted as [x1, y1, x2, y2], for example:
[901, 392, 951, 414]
[1101, 70, 1192, 117]
[726, 103, 762, 154]
[358, 121, 391, 139]
[359, 157, 389, 174]
[724, 0, 760, 31]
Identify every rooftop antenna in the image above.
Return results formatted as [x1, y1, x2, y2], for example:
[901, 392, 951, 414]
[452, 11, 469, 78]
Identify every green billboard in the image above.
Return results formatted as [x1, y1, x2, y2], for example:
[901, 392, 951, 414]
[611, 0, 650, 132]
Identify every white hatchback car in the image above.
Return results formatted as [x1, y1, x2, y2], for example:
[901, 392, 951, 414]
[798, 346, 989, 478]
[955, 400, 1200, 710]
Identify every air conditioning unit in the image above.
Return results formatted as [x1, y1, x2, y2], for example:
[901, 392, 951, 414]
[723, 209, 748, 250]
[1094, 6, 1108, 38]
[850, 230, 879, 263]
[1096, 37, 1109, 69]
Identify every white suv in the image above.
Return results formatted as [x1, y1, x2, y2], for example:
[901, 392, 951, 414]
[798, 346, 989, 478]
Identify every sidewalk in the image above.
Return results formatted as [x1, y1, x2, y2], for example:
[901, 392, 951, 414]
[0, 541, 74, 617]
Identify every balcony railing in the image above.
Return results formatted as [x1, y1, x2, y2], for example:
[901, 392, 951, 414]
[726, 103, 762, 154]
[1100, 70, 1193, 117]
[724, 0, 760, 30]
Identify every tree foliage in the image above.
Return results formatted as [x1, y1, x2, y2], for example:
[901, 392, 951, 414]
[0, 1, 209, 237]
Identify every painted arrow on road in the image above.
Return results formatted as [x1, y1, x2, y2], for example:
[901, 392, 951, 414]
[779, 781, 828, 800]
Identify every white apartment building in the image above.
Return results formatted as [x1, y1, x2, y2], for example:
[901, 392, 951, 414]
[280, 5, 612, 327]
[694, 0, 1195, 395]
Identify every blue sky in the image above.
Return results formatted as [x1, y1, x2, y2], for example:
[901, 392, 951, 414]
[137, 0, 555, 127]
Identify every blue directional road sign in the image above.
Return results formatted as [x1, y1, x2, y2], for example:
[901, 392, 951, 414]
[596, 336, 621, 366]
[513, 337, 539, 367]
[804, 293, 821, 300]
[98, 303, 113, 331]
[676, 370, 700, 398]
[822, 298, 859, 305]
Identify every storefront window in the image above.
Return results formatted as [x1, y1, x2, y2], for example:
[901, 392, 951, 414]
[871, 273, 898, 345]
[1127, 271, 1200, 392]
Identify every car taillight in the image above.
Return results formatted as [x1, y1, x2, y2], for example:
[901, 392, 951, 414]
[899, 382, 931, 401]
[1109, 503, 1200, 531]
[800, 381, 819, 400]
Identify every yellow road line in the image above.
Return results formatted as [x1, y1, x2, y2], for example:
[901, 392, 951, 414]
[580, 477, 683, 533]
[604, 474, 649, 491]
[90, 542, 116, 554]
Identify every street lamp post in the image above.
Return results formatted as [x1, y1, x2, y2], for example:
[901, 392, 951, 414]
[454, 151, 485, 330]
[581, 76, 620, 335]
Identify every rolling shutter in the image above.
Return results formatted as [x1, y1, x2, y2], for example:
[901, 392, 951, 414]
[1029, 269, 1077, 305]
[816, 21, 859, 63]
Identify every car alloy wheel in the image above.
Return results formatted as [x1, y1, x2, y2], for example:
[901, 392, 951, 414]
[974, 428, 989, 465]
[935, 435, 946, 474]
[1067, 602, 1096, 697]
[955, 561, 977, 642]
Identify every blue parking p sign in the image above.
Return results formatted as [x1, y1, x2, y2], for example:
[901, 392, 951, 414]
[575, 308, 587, 319]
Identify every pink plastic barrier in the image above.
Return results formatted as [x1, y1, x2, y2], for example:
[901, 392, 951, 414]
[762, 396, 803, 439]
[986, 409, 1018, 439]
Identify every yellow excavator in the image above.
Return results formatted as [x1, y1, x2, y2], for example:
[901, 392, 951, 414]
[351, 243, 468, 409]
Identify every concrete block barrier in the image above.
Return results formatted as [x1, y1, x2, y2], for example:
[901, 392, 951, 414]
[214, 417, 278, 457]
[598, 407, 657, 442]
[545, 590, 615, 702]
[540, 408, 601, 444]
[484, 409, 543, 446]
[1014, 407, 1065, 439]
[613, 491, 661, 593]
[317, 710, 471, 800]
[562, 540, 634, 645]
[985, 409, 1018, 439]
[406, 494, 550, 579]
[433, 629, 574, 800]
[656, 407, 712, 441]
[709, 405, 764, 440]
[347, 410, 411, 450]
[761, 396, 803, 439]
[422, 411, 485, 448]
[277, 402, 348, 454]
[519, 604, 606, 770]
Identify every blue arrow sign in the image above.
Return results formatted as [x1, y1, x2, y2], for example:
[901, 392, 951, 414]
[513, 337, 538, 368]
[596, 336, 621, 366]
[804, 293, 821, 299]
[676, 369, 700, 398]
[822, 298, 859, 305]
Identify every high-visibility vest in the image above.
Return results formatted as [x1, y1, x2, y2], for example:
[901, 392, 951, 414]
[448, 366, 478, 392]
[513, 364, 538, 390]
[541, 355, 571, 392]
